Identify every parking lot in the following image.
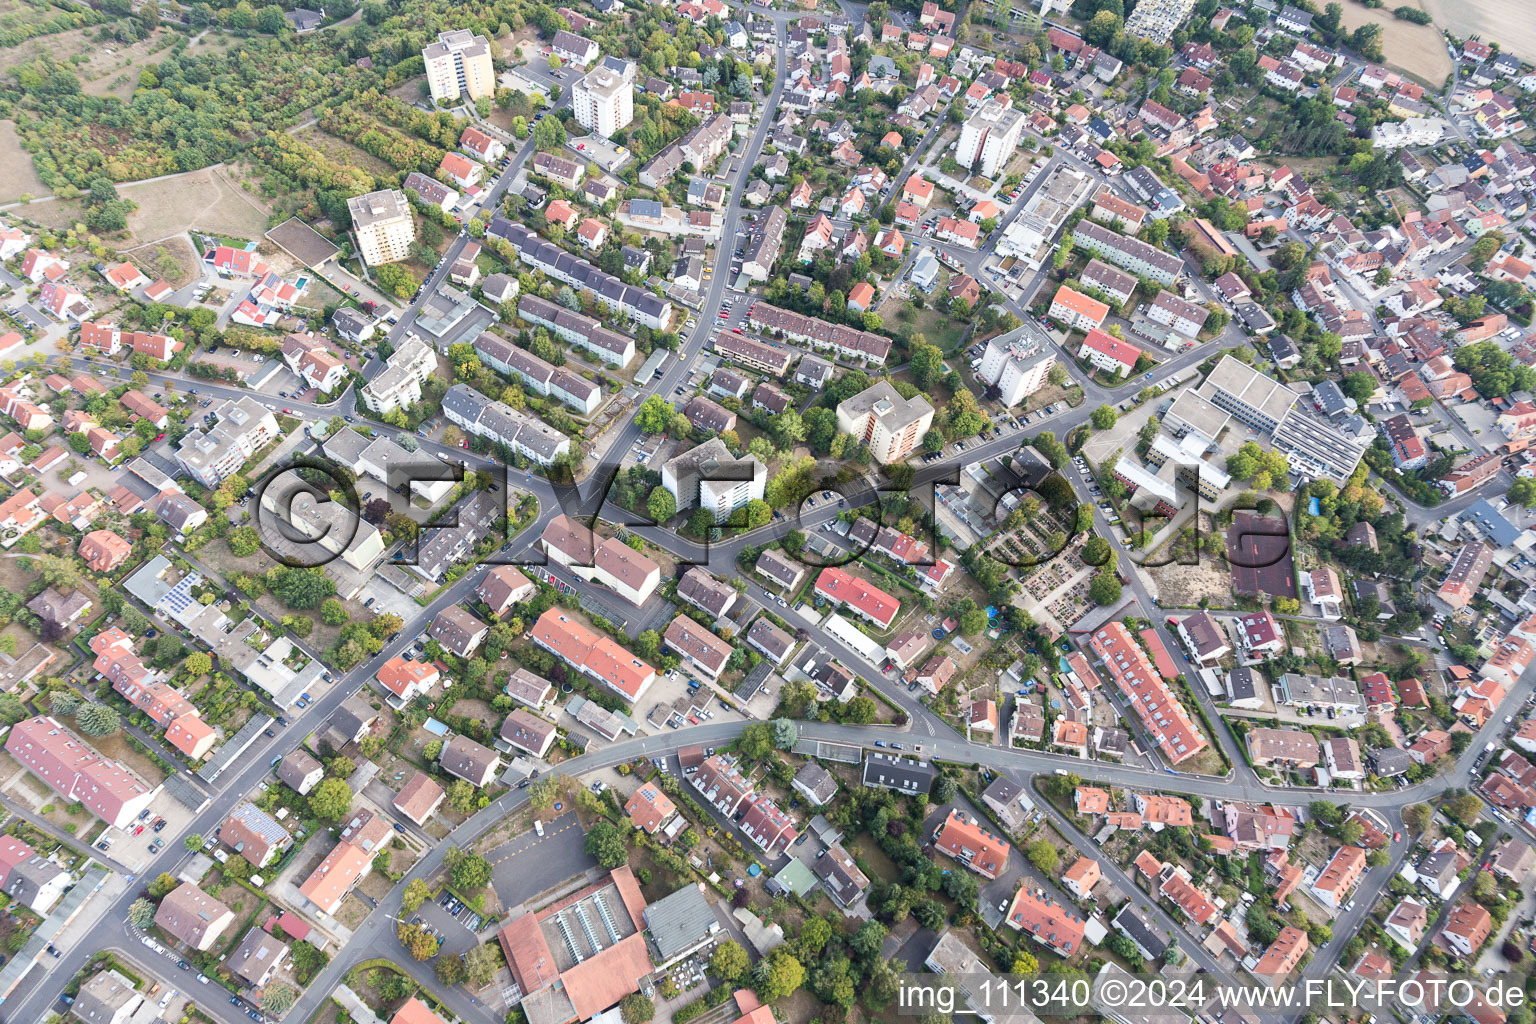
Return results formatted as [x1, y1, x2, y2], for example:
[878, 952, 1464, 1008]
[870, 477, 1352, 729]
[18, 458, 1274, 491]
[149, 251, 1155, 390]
[413, 891, 486, 957]
[487, 812, 595, 911]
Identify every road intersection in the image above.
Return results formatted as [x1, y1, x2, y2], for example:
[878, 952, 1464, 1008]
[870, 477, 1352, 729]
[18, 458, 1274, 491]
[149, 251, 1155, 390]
[9, 20, 1526, 1024]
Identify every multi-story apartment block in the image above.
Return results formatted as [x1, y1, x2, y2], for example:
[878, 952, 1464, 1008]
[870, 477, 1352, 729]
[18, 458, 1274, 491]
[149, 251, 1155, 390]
[174, 397, 280, 487]
[749, 303, 891, 364]
[423, 30, 495, 103]
[360, 337, 438, 416]
[836, 381, 934, 464]
[574, 66, 634, 136]
[6, 716, 155, 827]
[978, 330, 1055, 406]
[1049, 285, 1109, 331]
[662, 439, 767, 523]
[441, 384, 571, 466]
[517, 294, 636, 367]
[1072, 219, 1183, 285]
[472, 332, 601, 414]
[347, 190, 414, 266]
[956, 98, 1024, 178]
[490, 219, 671, 330]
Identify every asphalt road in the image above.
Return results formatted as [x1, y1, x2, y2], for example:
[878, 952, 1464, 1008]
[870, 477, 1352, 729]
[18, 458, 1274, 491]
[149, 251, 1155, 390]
[18, 13, 1529, 1024]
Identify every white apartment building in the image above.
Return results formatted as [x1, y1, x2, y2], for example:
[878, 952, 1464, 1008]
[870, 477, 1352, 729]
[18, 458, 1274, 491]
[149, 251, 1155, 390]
[360, 337, 437, 415]
[978, 331, 1056, 407]
[174, 396, 280, 487]
[662, 439, 768, 523]
[574, 66, 634, 136]
[347, 189, 414, 267]
[423, 30, 495, 103]
[956, 98, 1024, 178]
[836, 381, 934, 464]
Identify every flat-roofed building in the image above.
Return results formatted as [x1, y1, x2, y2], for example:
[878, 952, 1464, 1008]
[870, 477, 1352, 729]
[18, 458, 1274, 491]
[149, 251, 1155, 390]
[574, 65, 634, 136]
[836, 381, 933, 464]
[348, 189, 415, 266]
[978, 330, 1056, 406]
[423, 29, 495, 103]
[662, 439, 767, 524]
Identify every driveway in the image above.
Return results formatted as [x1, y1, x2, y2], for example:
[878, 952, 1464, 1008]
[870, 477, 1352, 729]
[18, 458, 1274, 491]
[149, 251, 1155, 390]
[487, 812, 594, 910]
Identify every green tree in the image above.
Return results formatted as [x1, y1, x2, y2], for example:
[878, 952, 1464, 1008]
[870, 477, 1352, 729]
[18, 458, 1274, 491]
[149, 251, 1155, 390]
[620, 993, 655, 1024]
[402, 878, 432, 912]
[584, 820, 628, 868]
[740, 721, 774, 760]
[445, 846, 493, 890]
[320, 598, 348, 626]
[308, 778, 353, 820]
[647, 487, 677, 522]
[533, 115, 568, 152]
[1090, 405, 1117, 430]
[1026, 839, 1059, 874]
[228, 526, 261, 557]
[183, 652, 212, 678]
[909, 341, 946, 391]
[398, 921, 439, 961]
[183, 833, 204, 851]
[262, 984, 297, 1015]
[635, 394, 673, 434]
[711, 940, 750, 982]
[465, 942, 505, 986]
[1509, 478, 1536, 509]
[1088, 570, 1122, 605]
[128, 898, 156, 928]
[753, 948, 805, 1000]
[74, 701, 120, 736]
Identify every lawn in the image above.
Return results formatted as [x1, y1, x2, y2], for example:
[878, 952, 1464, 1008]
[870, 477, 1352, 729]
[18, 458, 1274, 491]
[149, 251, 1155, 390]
[886, 299, 971, 353]
[0, 120, 46, 203]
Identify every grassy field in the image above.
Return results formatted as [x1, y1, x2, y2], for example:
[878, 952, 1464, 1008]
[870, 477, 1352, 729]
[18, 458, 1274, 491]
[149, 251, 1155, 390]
[1337, 2, 1451, 86]
[294, 124, 398, 179]
[0, 120, 47, 203]
[1418, 0, 1536, 64]
[15, 163, 272, 243]
[123, 235, 202, 288]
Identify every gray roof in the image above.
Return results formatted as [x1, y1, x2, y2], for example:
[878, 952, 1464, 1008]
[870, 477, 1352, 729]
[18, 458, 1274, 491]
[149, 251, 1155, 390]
[643, 882, 718, 960]
[322, 426, 373, 466]
[488, 218, 669, 323]
[74, 970, 140, 1024]
[1463, 499, 1522, 548]
[792, 761, 838, 804]
[1113, 904, 1169, 959]
[277, 749, 323, 791]
[227, 926, 287, 985]
[861, 753, 935, 794]
[1369, 747, 1412, 776]
[327, 694, 378, 745]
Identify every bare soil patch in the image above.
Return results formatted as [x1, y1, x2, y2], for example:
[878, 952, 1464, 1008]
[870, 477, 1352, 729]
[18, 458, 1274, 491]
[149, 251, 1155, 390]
[122, 235, 201, 288]
[120, 165, 271, 244]
[87, 731, 168, 786]
[1336, 3, 1452, 86]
